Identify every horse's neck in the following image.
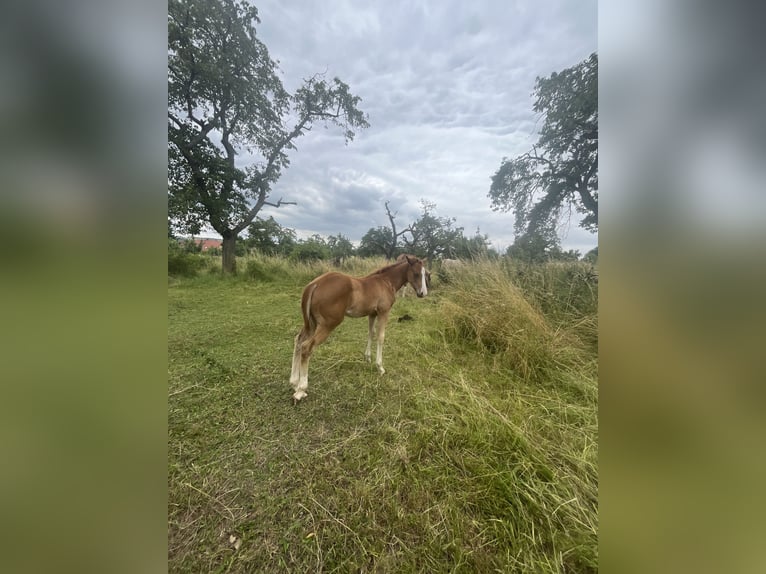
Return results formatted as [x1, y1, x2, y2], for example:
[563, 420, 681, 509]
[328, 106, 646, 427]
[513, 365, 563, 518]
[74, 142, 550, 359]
[380, 264, 408, 291]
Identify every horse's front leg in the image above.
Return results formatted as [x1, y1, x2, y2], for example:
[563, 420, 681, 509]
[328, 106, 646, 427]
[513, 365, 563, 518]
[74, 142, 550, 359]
[375, 312, 390, 375]
[365, 314, 375, 363]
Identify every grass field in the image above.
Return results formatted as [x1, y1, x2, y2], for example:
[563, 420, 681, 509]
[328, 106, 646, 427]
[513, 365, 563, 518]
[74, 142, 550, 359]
[168, 256, 598, 572]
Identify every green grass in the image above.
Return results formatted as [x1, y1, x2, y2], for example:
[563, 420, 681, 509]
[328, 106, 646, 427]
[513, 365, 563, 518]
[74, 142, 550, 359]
[168, 256, 598, 572]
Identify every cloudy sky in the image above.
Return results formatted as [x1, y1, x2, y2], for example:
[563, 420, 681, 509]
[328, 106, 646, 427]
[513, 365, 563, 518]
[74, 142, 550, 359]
[225, 0, 598, 254]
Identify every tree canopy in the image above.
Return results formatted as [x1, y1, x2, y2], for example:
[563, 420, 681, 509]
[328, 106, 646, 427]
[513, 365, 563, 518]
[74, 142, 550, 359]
[404, 201, 464, 261]
[505, 224, 581, 263]
[489, 53, 598, 237]
[244, 216, 296, 256]
[168, 0, 368, 272]
[357, 200, 493, 261]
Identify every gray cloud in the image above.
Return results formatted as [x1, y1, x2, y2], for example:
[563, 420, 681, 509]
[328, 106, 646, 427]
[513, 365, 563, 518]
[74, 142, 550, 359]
[217, 0, 598, 254]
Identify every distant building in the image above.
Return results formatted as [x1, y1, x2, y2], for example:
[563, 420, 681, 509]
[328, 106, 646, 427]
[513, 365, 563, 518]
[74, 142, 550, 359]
[194, 238, 222, 251]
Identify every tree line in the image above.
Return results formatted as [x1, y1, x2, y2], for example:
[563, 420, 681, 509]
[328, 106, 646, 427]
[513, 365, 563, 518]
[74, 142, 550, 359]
[171, 197, 595, 264]
[168, 0, 597, 272]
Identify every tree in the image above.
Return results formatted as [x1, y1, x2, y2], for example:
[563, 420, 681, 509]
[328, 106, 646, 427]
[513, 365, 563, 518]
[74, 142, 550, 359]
[327, 233, 355, 261]
[505, 224, 561, 264]
[404, 201, 464, 261]
[357, 201, 413, 259]
[358, 226, 394, 258]
[244, 216, 296, 256]
[168, 0, 369, 273]
[452, 228, 492, 260]
[290, 235, 329, 262]
[505, 223, 580, 263]
[489, 53, 598, 239]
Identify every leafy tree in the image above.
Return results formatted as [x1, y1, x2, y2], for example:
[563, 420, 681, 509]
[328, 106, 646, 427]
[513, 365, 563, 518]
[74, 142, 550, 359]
[290, 236, 329, 262]
[357, 201, 413, 259]
[452, 228, 492, 260]
[327, 233, 355, 260]
[583, 246, 598, 264]
[489, 53, 598, 237]
[404, 201, 464, 261]
[245, 216, 296, 256]
[357, 226, 394, 258]
[168, 0, 368, 273]
[556, 249, 582, 262]
[505, 224, 562, 264]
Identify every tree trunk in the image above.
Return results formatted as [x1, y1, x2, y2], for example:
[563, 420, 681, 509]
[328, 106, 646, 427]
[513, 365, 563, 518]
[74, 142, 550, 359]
[386, 241, 396, 261]
[222, 232, 237, 275]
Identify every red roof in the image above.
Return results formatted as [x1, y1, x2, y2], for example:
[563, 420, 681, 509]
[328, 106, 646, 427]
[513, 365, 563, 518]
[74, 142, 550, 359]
[195, 238, 222, 251]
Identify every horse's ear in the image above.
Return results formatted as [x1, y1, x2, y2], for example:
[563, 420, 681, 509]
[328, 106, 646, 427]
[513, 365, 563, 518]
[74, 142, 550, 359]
[405, 255, 416, 265]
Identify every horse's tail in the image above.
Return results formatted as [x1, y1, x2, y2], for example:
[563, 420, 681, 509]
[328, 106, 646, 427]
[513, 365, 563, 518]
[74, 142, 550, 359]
[301, 281, 319, 334]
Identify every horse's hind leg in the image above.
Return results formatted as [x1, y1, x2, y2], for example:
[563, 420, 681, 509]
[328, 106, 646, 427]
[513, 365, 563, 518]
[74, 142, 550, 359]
[290, 330, 306, 392]
[291, 330, 312, 402]
[294, 323, 334, 402]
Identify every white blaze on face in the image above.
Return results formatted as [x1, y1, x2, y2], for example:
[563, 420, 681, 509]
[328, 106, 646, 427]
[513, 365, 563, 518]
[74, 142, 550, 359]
[420, 268, 428, 296]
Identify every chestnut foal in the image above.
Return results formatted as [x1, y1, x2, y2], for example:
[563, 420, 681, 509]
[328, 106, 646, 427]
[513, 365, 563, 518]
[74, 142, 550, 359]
[395, 253, 431, 298]
[290, 256, 428, 402]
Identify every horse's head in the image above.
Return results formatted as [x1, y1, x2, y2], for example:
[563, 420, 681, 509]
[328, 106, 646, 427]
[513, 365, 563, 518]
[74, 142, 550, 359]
[404, 255, 429, 298]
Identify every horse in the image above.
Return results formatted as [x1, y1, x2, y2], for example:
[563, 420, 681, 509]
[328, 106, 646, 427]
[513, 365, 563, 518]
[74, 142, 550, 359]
[395, 253, 432, 298]
[290, 255, 428, 402]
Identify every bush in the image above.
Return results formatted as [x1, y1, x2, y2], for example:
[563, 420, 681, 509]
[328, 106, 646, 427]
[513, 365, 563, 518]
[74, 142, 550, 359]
[290, 240, 330, 263]
[244, 259, 288, 282]
[244, 259, 270, 281]
[168, 239, 208, 277]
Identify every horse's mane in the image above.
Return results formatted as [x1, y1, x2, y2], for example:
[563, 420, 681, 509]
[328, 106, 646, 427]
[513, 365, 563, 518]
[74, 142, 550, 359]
[365, 259, 411, 277]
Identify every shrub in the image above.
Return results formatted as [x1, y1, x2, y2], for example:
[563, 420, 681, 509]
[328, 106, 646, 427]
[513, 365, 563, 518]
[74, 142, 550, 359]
[168, 239, 208, 277]
[244, 259, 270, 281]
[243, 258, 290, 282]
[290, 240, 330, 262]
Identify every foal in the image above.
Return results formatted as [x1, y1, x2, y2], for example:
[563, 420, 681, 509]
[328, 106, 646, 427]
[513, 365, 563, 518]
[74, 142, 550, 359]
[395, 253, 431, 298]
[290, 256, 428, 402]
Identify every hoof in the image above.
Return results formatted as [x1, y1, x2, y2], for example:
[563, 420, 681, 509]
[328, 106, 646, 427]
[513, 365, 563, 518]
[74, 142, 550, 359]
[377, 366, 386, 375]
[292, 390, 307, 403]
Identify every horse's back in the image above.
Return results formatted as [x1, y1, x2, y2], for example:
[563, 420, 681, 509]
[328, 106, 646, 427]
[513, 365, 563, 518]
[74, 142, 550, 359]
[303, 272, 356, 325]
[307, 271, 355, 293]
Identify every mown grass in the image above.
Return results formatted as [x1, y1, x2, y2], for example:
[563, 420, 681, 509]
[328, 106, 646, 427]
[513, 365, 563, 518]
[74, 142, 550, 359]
[168, 255, 598, 572]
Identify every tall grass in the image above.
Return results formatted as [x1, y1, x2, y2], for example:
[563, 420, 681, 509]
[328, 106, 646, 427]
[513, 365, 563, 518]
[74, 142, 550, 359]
[415, 374, 598, 572]
[168, 255, 598, 572]
[427, 258, 598, 570]
[187, 252, 392, 285]
[439, 259, 597, 384]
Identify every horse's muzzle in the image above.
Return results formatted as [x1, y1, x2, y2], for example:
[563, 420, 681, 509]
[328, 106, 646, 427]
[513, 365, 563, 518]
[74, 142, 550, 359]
[417, 292, 425, 298]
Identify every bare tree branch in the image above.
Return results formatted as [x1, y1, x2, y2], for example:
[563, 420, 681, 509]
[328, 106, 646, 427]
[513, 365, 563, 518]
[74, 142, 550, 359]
[263, 198, 297, 208]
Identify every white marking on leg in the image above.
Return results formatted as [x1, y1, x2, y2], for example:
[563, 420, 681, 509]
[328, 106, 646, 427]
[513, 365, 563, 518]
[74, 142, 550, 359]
[290, 335, 301, 387]
[376, 339, 385, 374]
[293, 342, 309, 401]
[365, 316, 374, 362]
[294, 364, 308, 398]
[375, 314, 388, 375]
[293, 373, 308, 401]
